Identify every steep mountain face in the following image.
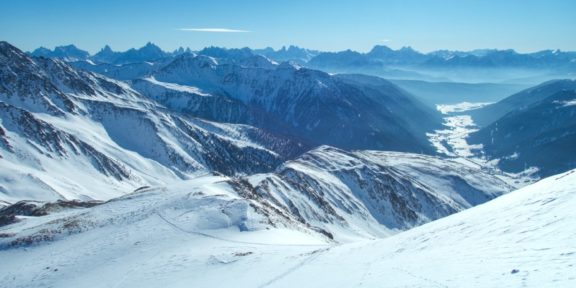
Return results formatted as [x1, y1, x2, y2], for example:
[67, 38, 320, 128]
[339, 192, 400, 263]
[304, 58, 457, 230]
[0, 42, 76, 115]
[469, 90, 576, 177]
[469, 79, 576, 126]
[247, 146, 509, 239]
[334, 74, 441, 144]
[150, 53, 441, 153]
[0, 41, 302, 202]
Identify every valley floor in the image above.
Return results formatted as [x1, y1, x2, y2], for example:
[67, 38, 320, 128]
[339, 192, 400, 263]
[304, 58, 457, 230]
[427, 102, 538, 188]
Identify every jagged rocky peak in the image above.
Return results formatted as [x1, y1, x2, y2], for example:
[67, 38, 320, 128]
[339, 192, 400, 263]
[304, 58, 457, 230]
[90, 42, 169, 64]
[139, 42, 164, 55]
[101, 44, 113, 52]
[29, 44, 90, 61]
[172, 46, 193, 56]
[90, 44, 117, 63]
[367, 45, 395, 56]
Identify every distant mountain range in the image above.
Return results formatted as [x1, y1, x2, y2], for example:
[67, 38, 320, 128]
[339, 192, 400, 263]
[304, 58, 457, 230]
[29, 43, 576, 80]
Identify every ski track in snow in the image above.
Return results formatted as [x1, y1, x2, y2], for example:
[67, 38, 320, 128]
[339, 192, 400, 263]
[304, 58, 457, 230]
[257, 247, 331, 288]
[392, 267, 449, 288]
[156, 211, 330, 248]
[1, 168, 575, 287]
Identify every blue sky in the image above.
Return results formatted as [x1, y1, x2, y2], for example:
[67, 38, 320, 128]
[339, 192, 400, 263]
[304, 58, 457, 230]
[2, 0, 575, 53]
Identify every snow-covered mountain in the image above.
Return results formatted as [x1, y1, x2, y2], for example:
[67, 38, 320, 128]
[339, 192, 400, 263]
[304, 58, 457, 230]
[0, 166, 572, 287]
[469, 79, 576, 126]
[267, 168, 576, 287]
[148, 53, 441, 153]
[469, 89, 576, 177]
[39, 44, 441, 154]
[246, 146, 509, 239]
[3, 39, 574, 286]
[0, 140, 510, 239]
[0, 36, 512, 237]
[0, 41, 304, 202]
[1, 40, 502, 225]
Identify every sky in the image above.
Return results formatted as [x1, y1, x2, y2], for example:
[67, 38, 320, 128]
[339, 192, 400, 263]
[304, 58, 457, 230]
[1, 0, 576, 54]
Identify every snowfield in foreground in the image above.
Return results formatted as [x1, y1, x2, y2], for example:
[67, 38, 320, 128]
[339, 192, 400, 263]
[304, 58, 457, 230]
[1, 169, 575, 287]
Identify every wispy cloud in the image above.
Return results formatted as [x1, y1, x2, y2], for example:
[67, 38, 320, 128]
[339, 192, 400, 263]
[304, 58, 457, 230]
[178, 28, 251, 33]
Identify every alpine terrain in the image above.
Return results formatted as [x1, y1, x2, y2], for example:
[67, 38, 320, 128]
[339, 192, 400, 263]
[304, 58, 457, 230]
[0, 34, 574, 288]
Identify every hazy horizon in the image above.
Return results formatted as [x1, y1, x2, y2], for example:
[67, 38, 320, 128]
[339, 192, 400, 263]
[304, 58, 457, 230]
[13, 41, 576, 56]
[2, 0, 576, 54]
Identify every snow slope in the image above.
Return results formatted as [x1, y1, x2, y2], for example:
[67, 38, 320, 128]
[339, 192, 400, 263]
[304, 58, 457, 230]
[260, 168, 576, 287]
[247, 146, 510, 240]
[0, 169, 573, 287]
